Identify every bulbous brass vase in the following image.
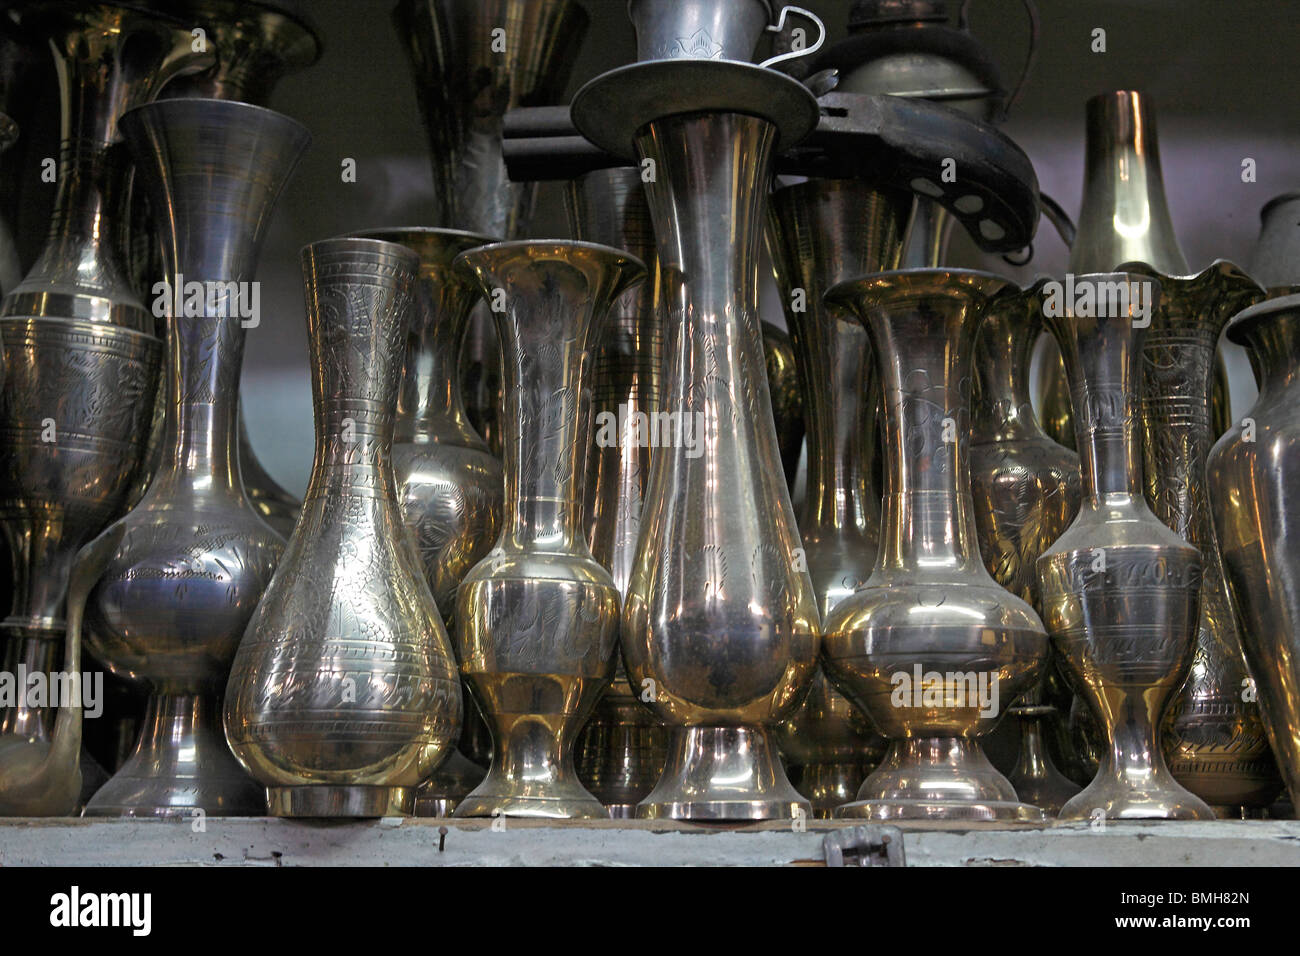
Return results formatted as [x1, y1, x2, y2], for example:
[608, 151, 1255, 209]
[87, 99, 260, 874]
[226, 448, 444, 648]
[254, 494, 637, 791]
[224, 238, 462, 818]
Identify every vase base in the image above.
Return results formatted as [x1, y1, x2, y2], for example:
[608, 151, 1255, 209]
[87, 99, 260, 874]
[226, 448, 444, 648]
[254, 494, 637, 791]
[603, 802, 637, 819]
[268, 785, 414, 818]
[453, 792, 609, 820]
[834, 798, 1045, 822]
[633, 725, 810, 821]
[1058, 780, 1216, 821]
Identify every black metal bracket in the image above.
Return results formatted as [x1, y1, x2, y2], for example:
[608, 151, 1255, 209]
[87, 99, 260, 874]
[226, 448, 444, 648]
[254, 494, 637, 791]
[502, 90, 1039, 254]
[823, 826, 907, 867]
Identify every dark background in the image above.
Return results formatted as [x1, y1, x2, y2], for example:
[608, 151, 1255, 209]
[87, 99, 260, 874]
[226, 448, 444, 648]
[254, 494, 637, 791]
[5, 0, 1298, 494]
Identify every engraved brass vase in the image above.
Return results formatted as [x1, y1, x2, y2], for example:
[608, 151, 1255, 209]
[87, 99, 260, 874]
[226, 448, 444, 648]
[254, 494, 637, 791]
[1209, 294, 1300, 815]
[1036, 272, 1214, 820]
[1122, 260, 1279, 814]
[224, 238, 462, 818]
[77, 98, 309, 818]
[765, 179, 908, 816]
[823, 269, 1047, 822]
[564, 168, 670, 818]
[452, 240, 644, 819]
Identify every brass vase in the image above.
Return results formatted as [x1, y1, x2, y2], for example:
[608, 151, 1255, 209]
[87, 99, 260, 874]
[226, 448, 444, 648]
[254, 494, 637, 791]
[565, 168, 670, 818]
[77, 98, 309, 818]
[1210, 294, 1300, 815]
[452, 240, 644, 819]
[822, 269, 1047, 822]
[1122, 260, 1279, 815]
[352, 227, 503, 817]
[1037, 271, 1214, 820]
[573, 57, 822, 821]
[224, 238, 462, 818]
[970, 283, 1083, 813]
[765, 178, 908, 816]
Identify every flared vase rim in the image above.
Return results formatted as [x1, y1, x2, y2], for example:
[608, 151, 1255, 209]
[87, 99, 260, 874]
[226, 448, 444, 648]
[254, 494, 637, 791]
[300, 236, 421, 268]
[451, 238, 647, 283]
[824, 268, 1014, 311]
[570, 59, 818, 160]
[1225, 291, 1300, 347]
[1117, 257, 1258, 291]
[119, 96, 313, 145]
[348, 226, 501, 249]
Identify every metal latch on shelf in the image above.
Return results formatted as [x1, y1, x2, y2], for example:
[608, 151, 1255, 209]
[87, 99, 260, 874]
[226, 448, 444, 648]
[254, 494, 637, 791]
[823, 826, 906, 867]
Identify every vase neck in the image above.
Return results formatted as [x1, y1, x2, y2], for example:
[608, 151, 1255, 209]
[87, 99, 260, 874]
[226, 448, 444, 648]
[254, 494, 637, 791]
[1241, 303, 1300, 395]
[1051, 312, 1146, 505]
[1070, 91, 1188, 275]
[867, 286, 987, 574]
[972, 307, 1045, 442]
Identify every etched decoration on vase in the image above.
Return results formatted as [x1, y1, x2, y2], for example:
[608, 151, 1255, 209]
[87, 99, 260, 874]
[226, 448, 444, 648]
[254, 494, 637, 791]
[970, 281, 1083, 814]
[224, 238, 462, 818]
[564, 168, 670, 818]
[571, 52, 823, 821]
[822, 269, 1047, 822]
[765, 178, 909, 816]
[452, 240, 643, 819]
[76, 98, 309, 818]
[1210, 294, 1300, 816]
[352, 226, 503, 818]
[1037, 271, 1214, 820]
[1119, 259, 1279, 816]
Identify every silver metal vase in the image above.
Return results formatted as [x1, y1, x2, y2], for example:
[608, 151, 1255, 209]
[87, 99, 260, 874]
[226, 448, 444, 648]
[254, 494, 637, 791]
[572, 54, 823, 821]
[78, 98, 309, 818]
[765, 178, 909, 816]
[822, 269, 1048, 822]
[1037, 271, 1215, 821]
[224, 238, 462, 818]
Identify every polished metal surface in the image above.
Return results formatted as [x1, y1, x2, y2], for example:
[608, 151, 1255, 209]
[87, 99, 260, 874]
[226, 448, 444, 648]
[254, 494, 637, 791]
[393, 0, 587, 239]
[0, 318, 161, 744]
[0, 1, 213, 330]
[158, 0, 321, 103]
[0, 528, 120, 815]
[352, 227, 503, 818]
[224, 238, 461, 817]
[605, 72, 819, 821]
[627, 0, 824, 70]
[1121, 260, 1279, 814]
[971, 282, 1081, 611]
[1249, 193, 1300, 296]
[452, 240, 643, 819]
[353, 228, 502, 626]
[1210, 293, 1300, 815]
[78, 98, 309, 818]
[822, 269, 1046, 823]
[1006, 698, 1080, 817]
[766, 179, 909, 816]
[762, 322, 804, 491]
[1036, 271, 1214, 820]
[564, 168, 669, 816]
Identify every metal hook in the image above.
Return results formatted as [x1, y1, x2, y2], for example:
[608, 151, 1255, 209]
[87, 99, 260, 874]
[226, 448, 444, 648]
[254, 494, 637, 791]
[960, 0, 1040, 121]
[760, 5, 826, 70]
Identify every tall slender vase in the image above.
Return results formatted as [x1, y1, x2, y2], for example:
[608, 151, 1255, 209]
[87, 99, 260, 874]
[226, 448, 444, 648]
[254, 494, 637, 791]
[822, 270, 1047, 822]
[564, 169, 670, 817]
[1120, 260, 1279, 814]
[452, 240, 643, 819]
[573, 56, 823, 821]
[765, 179, 908, 816]
[224, 238, 462, 818]
[1210, 294, 1300, 813]
[1037, 271, 1214, 820]
[971, 283, 1083, 814]
[0, 2, 212, 330]
[76, 99, 309, 818]
[352, 227, 502, 817]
